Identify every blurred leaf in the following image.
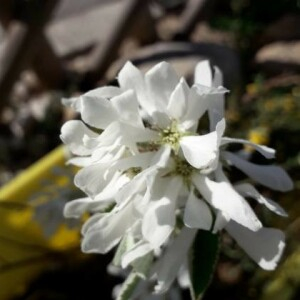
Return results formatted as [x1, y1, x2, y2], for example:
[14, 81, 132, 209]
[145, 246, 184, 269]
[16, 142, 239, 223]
[260, 246, 300, 300]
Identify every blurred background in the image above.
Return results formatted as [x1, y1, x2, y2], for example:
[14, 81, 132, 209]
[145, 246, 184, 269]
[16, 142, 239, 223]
[0, 0, 299, 299]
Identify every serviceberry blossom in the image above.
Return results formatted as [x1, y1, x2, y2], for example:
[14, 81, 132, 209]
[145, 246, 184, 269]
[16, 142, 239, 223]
[61, 60, 293, 296]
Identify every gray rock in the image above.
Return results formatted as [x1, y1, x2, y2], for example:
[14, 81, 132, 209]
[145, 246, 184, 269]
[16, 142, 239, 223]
[255, 41, 300, 74]
[47, 1, 125, 56]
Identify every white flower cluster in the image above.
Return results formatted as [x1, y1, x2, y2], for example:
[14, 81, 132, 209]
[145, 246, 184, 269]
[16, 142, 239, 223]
[61, 61, 293, 294]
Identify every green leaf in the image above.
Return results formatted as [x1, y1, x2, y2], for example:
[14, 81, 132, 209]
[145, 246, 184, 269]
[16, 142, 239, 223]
[188, 230, 220, 300]
[132, 252, 153, 279]
[116, 272, 140, 300]
[112, 233, 135, 266]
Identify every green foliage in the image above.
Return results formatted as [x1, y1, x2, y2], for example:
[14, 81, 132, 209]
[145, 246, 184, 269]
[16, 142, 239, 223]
[132, 252, 153, 280]
[112, 234, 135, 267]
[116, 272, 141, 300]
[188, 230, 220, 300]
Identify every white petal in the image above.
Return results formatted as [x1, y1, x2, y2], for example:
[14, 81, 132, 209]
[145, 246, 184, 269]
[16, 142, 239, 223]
[81, 224, 120, 253]
[67, 156, 93, 167]
[82, 203, 136, 254]
[110, 90, 144, 128]
[208, 95, 225, 132]
[132, 176, 170, 218]
[84, 86, 122, 99]
[121, 242, 152, 269]
[180, 86, 208, 130]
[154, 227, 197, 293]
[226, 221, 285, 270]
[216, 118, 226, 144]
[116, 147, 171, 211]
[234, 183, 288, 217]
[193, 173, 262, 231]
[81, 95, 118, 129]
[117, 182, 145, 210]
[112, 152, 155, 173]
[118, 61, 152, 114]
[82, 122, 120, 149]
[62, 96, 81, 111]
[115, 147, 170, 203]
[148, 176, 172, 203]
[167, 78, 189, 120]
[115, 169, 155, 210]
[221, 137, 275, 159]
[60, 120, 97, 155]
[95, 173, 130, 202]
[177, 264, 190, 288]
[123, 125, 158, 144]
[194, 84, 228, 96]
[63, 197, 90, 218]
[132, 187, 152, 216]
[183, 191, 213, 230]
[85, 121, 156, 151]
[150, 145, 171, 169]
[194, 60, 213, 87]
[213, 210, 230, 233]
[212, 66, 223, 87]
[119, 123, 158, 145]
[74, 162, 111, 197]
[115, 172, 148, 209]
[81, 213, 103, 235]
[90, 143, 125, 164]
[180, 132, 219, 169]
[207, 89, 226, 132]
[194, 77, 227, 131]
[214, 163, 230, 182]
[145, 61, 179, 113]
[223, 151, 294, 192]
[142, 177, 182, 249]
[142, 198, 175, 249]
[64, 197, 105, 218]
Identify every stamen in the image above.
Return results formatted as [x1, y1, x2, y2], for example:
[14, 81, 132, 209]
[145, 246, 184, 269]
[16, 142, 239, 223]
[173, 157, 194, 178]
[158, 121, 183, 151]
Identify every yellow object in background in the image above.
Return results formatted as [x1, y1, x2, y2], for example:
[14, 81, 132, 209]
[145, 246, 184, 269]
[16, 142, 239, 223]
[245, 127, 270, 154]
[0, 145, 80, 299]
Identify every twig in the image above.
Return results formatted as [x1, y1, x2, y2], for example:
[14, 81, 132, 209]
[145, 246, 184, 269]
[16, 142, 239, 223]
[0, 0, 61, 111]
[80, 0, 151, 90]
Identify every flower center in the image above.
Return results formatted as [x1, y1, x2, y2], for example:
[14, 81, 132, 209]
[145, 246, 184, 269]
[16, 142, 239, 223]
[161, 156, 195, 188]
[158, 121, 182, 152]
[173, 157, 194, 178]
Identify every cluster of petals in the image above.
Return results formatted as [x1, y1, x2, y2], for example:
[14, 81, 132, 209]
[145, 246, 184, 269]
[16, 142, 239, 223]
[61, 60, 293, 293]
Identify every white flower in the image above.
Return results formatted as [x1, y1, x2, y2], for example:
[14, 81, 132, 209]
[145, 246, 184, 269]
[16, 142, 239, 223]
[61, 60, 293, 297]
[118, 61, 228, 172]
